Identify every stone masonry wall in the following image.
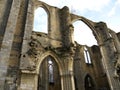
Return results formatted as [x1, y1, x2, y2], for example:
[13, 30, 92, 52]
[0, 0, 120, 90]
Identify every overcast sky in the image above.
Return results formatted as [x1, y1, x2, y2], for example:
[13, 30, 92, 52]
[34, 0, 120, 46]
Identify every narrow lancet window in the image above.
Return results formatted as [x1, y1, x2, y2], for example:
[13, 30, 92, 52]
[48, 57, 54, 83]
[84, 46, 92, 64]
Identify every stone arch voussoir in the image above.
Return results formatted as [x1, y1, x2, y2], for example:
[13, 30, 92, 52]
[34, 0, 51, 16]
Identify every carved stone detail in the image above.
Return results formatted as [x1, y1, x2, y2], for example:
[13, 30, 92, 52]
[20, 34, 45, 71]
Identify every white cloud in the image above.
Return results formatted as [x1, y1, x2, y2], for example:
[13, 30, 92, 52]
[116, 0, 120, 4]
[108, 7, 116, 17]
[107, 23, 120, 33]
[108, 0, 120, 17]
[40, 0, 110, 12]
[71, 0, 110, 11]
[37, 0, 120, 33]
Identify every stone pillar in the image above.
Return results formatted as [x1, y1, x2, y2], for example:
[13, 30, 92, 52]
[0, 0, 21, 90]
[18, 71, 38, 90]
[6, 0, 30, 89]
[0, 0, 13, 48]
[44, 59, 49, 90]
[61, 73, 75, 90]
[49, 7, 62, 41]
[60, 54, 75, 90]
[20, 0, 34, 69]
[110, 31, 120, 52]
[109, 30, 120, 68]
[47, 6, 63, 48]
[95, 22, 120, 90]
[60, 6, 73, 48]
[0, 0, 7, 24]
[74, 46, 85, 90]
[100, 43, 120, 90]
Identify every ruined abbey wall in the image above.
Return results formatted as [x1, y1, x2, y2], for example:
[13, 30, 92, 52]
[0, 0, 120, 90]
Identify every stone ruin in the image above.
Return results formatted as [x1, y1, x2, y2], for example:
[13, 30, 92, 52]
[0, 0, 120, 90]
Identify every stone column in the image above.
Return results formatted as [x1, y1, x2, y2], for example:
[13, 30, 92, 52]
[0, 0, 21, 90]
[109, 30, 120, 68]
[49, 7, 62, 41]
[0, 0, 7, 24]
[18, 71, 38, 90]
[95, 22, 120, 90]
[109, 30, 120, 52]
[44, 59, 49, 90]
[61, 72, 75, 90]
[100, 42, 120, 90]
[60, 6, 73, 48]
[60, 54, 75, 90]
[20, 0, 34, 69]
[0, 0, 13, 47]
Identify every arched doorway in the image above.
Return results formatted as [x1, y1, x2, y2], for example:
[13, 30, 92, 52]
[38, 56, 61, 90]
[84, 74, 95, 90]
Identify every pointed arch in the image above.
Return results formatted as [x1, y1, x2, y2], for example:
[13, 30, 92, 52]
[33, 1, 51, 34]
[83, 46, 92, 64]
[71, 16, 102, 45]
[36, 51, 63, 74]
[84, 74, 95, 90]
[38, 55, 61, 90]
[36, 51, 62, 90]
[73, 20, 97, 46]
[33, 7, 48, 33]
[48, 57, 54, 83]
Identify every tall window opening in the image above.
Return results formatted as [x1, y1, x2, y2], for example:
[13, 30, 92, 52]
[33, 7, 48, 33]
[85, 75, 95, 90]
[84, 46, 92, 64]
[73, 21, 97, 46]
[48, 57, 54, 84]
[38, 56, 61, 90]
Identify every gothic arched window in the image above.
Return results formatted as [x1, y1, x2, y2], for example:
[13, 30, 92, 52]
[85, 75, 95, 90]
[84, 46, 92, 64]
[33, 7, 48, 33]
[48, 57, 54, 83]
[38, 56, 61, 90]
